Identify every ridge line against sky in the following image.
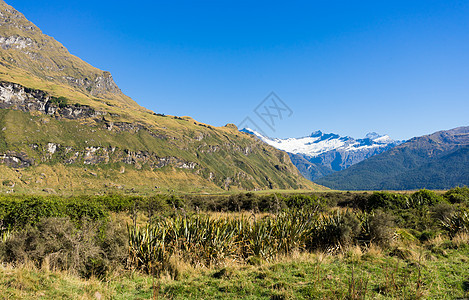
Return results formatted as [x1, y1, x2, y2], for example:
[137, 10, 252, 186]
[5, 0, 469, 140]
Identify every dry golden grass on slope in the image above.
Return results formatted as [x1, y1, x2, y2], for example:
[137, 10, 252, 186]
[0, 0, 324, 194]
[0, 165, 223, 195]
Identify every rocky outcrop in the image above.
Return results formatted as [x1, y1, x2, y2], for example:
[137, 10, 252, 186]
[0, 81, 49, 111]
[0, 81, 102, 119]
[0, 35, 33, 50]
[29, 142, 199, 170]
[0, 81, 199, 170]
[0, 6, 38, 33]
[63, 71, 122, 97]
[0, 150, 34, 168]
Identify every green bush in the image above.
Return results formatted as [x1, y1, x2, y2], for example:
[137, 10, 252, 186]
[366, 192, 407, 211]
[408, 189, 445, 208]
[64, 199, 108, 225]
[227, 193, 261, 212]
[444, 186, 469, 205]
[49, 96, 69, 108]
[440, 208, 469, 237]
[307, 210, 360, 251]
[0, 197, 63, 228]
[165, 195, 185, 209]
[431, 203, 456, 223]
[96, 195, 136, 212]
[2, 180, 14, 187]
[283, 194, 320, 210]
[0, 196, 108, 229]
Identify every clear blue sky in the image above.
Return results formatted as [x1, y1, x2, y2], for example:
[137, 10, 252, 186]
[7, 0, 469, 140]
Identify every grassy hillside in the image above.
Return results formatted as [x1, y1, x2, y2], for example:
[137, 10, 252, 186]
[0, 1, 321, 194]
[0, 108, 321, 194]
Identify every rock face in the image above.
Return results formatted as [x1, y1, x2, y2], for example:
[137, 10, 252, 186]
[0, 150, 34, 168]
[0, 81, 49, 111]
[32, 142, 199, 170]
[0, 81, 101, 118]
[241, 128, 404, 180]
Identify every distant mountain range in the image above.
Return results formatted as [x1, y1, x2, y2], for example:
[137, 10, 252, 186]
[315, 126, 469, 190]
[241, 128, 403, 181]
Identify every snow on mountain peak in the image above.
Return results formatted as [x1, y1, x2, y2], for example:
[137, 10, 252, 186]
[241, 128, 403, 158]
[241, 128, 405, 180]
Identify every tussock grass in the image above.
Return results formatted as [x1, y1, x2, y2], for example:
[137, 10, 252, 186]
[1, 227, 468, 299]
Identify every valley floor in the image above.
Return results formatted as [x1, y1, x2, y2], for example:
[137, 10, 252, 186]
[1, 241, 468, 299]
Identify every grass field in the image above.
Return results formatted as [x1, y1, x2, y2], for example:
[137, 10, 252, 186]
[1, 239, 468, 299]
[0, 188, 468, 299]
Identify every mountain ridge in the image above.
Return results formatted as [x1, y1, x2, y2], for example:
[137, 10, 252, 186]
[0, 0, 136, 107]
[315, 126, 469, 190]
[0, 1, 321, 194]
[241, 128, 403, 181]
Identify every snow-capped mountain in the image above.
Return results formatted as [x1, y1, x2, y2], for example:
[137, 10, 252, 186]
[241, 128, 404, 181]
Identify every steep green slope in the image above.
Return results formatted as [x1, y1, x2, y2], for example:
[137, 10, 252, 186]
[0, 1, 322, 194]
[390, 146, 469, 189]
[315, 127, 469, 190]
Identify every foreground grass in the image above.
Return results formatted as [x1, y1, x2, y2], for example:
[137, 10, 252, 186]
[1, 242, 467, 299]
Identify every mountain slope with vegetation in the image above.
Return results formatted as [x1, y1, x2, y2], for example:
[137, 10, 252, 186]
[316, 126, 469, 190]
[0, 0, 320, 194]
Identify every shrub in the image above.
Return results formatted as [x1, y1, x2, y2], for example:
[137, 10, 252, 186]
[64, 199, 108, 225]
[283, 194, 320, 210]
[408, 189, 445, 208]
[0, 196, 108, 229]
[0, 218, 101, 275]
[97, 194, 136, 212]
[0, 197, 63, 228]
[2, 180, 14, 187]
[431, 203, 456, 223]
[0, 217, 128, 278]
[49, 96, 69, 108]
[368, 210, 395, 247]
[440, 209, 469, 238]
[444, 186, 469, 205]
[165, 195, 185, 210]
[97, 220, 129, 268]
[366, 192, 407, 211]
[307, 210, 361, 251]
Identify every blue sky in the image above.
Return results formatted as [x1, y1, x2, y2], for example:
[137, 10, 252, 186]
[7, 0, 469, 140]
